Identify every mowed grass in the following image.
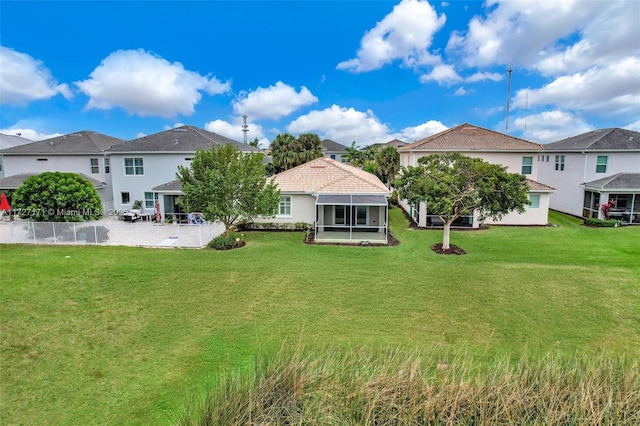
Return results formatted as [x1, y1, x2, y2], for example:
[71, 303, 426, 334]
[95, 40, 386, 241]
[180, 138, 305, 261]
[1, 210, 639, 425]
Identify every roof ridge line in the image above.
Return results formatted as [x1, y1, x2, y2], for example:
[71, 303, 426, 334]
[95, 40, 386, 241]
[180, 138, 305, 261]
[587, 128, 615, 149]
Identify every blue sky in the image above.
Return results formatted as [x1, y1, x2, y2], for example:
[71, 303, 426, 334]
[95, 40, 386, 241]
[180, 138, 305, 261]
[1, 0, 638, 146]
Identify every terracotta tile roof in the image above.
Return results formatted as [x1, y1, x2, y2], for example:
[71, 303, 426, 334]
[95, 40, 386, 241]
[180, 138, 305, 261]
[400, 123, 543, 151]
[271, 157, 390, 195]
[526, 179, 555, 192]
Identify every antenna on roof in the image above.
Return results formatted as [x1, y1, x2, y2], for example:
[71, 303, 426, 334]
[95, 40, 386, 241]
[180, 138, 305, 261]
[505, 61, 513, 132]
[242, 115, 249, 144]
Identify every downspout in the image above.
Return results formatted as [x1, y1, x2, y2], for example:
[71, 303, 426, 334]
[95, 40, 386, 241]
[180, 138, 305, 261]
[582, 151, 588, 183]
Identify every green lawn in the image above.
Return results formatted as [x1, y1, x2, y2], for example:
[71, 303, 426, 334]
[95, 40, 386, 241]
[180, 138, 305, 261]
[2, 210, 639, 425]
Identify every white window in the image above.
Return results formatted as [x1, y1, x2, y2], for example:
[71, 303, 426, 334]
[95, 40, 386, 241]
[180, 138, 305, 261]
[596, 156, 607, 173]
[521, 157, 533, 175]
[555, 155, 565, 171]
[104, 158, 110, 174]
[529, 194, 540, 208]
[121, 192, 131, 204]
[124, 157, 144, 175]
[341, 155, 350, 163]
[144, 192, 159, 209]
[90, 158, 99, 174]
[278, 195, 291, 216]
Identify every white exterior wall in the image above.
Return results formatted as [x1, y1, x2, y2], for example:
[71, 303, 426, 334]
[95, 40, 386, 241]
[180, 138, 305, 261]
[399, 149, 545, 227]
[110, 153, 193, 213]
[400, 150, 540, 180]
[483, 192, 551, 225]
[254, 193, 316, 224]
[1, 153, 114, 208]
[538, 151, 640, 217]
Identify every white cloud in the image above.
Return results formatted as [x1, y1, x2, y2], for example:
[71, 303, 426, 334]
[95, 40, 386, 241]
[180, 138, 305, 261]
[232, 81, 318, 120]
[465, 72, 502, 83]
[399, 120, 448, 141]
[75, 49, 230, 118]
[454, 87, 467, 96]
[205, 118, 266, 143]
[447, 0, 637, 75]
[162, 123, 185, 130]
[625, 120, 640, 132]
[287, 104, 391, 145]
[513, 57, 640, 117]
[337, 0, 446, 72]
[419, 63, 462, 85]
[0, 46, 71, 105]
[0, 127, 63, 141]
[513, 110, 593, 143]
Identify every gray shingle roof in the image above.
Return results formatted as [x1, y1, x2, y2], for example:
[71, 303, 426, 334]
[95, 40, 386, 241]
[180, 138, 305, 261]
[401, 123, 543, 151]
[108, 126, 259, 153]
[0, 131, 123, 155]
[543, 128, 640, 151]
[369, 139, 407, 149]
[322, 139, 348, 152]
[583, 173, 640, 191]
[152, 180, 183, 192]
[0, 173, 106, 190]
[0, 133, 33, 150]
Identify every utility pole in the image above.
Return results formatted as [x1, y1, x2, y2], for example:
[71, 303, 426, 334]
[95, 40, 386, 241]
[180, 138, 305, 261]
[505, 61, 513, 132]
[242, 115, 249, 144]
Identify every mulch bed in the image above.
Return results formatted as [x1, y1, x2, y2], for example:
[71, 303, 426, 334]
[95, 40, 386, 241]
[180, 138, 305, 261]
[431, 243, 466, 255]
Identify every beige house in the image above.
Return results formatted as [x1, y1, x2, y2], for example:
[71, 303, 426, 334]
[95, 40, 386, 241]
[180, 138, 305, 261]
[259, 157, 392, 244]
[398, 123, 554, 228]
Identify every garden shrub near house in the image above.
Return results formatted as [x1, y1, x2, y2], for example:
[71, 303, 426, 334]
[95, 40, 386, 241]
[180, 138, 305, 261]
[584, 218, 621, 227]
[12, 172, 103, 222]
[209, 233, 245, 250]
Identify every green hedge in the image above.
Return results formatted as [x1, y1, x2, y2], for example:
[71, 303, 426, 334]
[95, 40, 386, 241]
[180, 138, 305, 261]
[584, 218, 620, 227]
[239, 222, 312, 231]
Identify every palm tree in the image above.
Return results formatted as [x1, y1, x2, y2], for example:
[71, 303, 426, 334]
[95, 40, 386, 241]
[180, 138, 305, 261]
[270, 133, 299, 173]
[375, 146, 400, 188]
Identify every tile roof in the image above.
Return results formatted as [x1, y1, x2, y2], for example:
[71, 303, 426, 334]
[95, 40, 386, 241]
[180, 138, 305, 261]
[369, 139, 407, 149]
[0, 133, 33, 150]
[543, 128, 640, 151]
[108, 125, 259, 153]
[0, 173, 106, 190]
[321, 139, 348, 152]
[400, 123, 543, 151]
[583, 173, 640, 191]
[271, 157, 390, 195]
[151, 180, 183, 192]
[526, 179, 555, 192]
[0, 131, 123, 155]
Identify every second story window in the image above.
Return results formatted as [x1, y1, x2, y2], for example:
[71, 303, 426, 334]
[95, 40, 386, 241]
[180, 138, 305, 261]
[521, 156, 533, 175]
[124, 157, 144, 175]
[90, 158, 99, 174]
[596, 156, 608, 173]
[104, 158, 110, 174]
[555, 155, 565, 171]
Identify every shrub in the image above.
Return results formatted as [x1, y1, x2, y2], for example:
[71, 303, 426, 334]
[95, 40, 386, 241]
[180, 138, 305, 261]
[209, 233, 244, 250]
[585, 218, 620, 227]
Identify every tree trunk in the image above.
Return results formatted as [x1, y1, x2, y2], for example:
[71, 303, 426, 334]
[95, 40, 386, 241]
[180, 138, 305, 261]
[442, 222, 452, 250]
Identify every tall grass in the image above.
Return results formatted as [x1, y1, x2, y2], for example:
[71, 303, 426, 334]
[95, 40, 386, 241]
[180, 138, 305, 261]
[179, 346, 640, 425]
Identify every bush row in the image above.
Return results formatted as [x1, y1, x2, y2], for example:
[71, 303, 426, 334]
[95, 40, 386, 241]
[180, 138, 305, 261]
[584, 218, 621, 227]
[239, 222, 313, 231]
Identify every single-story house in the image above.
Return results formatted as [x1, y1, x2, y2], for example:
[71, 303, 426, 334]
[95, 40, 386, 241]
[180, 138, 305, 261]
[258, 157, 392, 244]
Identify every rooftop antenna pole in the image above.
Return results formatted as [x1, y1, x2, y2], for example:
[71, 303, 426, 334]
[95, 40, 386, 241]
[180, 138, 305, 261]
[242, 115, 249, 144]
[505, 61, 513, 132]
